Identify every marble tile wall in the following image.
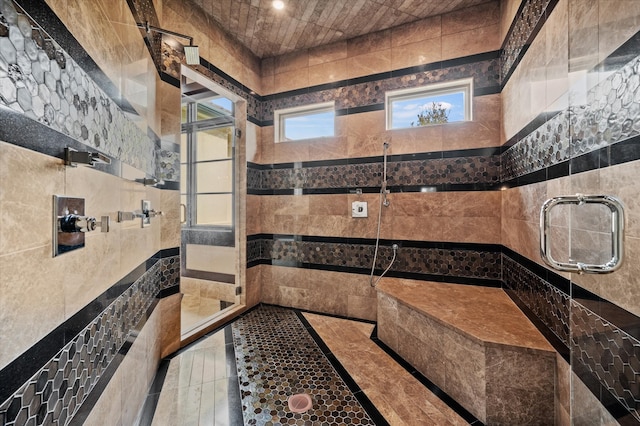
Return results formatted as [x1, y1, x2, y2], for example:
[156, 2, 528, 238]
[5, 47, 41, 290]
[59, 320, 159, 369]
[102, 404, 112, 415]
[1, 1, 157, 176]
[0, 253, 180, 426]
[500, 0, 640, 423]
[260, 1, 501, 95]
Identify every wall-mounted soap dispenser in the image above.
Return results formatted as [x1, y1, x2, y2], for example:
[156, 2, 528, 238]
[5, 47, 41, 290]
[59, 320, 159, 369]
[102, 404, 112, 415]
[53, 195, 109, 257]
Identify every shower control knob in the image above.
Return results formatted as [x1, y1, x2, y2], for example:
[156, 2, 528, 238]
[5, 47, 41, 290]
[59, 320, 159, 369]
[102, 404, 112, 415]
[58, 214, 97, 233]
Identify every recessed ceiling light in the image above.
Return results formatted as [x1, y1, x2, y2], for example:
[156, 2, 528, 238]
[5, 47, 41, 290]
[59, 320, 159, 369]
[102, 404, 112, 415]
[272, 0, 284, 10]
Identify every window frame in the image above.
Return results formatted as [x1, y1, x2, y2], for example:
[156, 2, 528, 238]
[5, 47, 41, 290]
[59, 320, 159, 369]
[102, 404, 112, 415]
[274, 101, 335, 143]
[385, 78, 474, 130]
[181, 102, 236, 230]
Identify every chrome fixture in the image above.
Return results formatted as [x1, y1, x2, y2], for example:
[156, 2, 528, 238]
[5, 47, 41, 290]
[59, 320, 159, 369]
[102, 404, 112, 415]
[381, 141, 390, 207]
[141, 200, 163, 227]
[369, 140, 398, 287]
[117, 211, 144, 222]
[135, 177, 164, 186]
[58, 214, 109, 233]
[53, 196, 109, 257]
[118, 200, 163, 228]
[540, 194, 625, 274]
[137, 21, 199, 65]
[64, 147, 111, 167]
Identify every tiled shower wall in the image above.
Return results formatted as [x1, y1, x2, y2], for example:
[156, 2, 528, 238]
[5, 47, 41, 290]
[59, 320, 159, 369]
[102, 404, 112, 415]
[500, 0, 640, 424]
[0, 0, 184, 424]
[246, 1, 504, 321]
[246, 0, 640, 424]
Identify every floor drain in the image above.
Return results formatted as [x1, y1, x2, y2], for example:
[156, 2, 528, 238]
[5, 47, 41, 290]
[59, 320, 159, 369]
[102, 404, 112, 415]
[288, 393, 313, 413]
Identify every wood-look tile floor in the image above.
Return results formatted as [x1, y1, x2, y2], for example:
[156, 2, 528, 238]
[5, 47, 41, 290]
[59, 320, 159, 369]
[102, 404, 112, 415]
[143, 306, 469, 425]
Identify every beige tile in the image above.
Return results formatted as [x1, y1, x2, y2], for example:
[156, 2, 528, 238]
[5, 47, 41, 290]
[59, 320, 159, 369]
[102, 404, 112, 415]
[346, 49, 392, 79]
[0, 245, 66, 370]
[442, 119, 500, 150]
[308, 59, 348, 86]
[274, 50, 309, 74]
[84, 367, 123, 426]
[160, 294, 182, 358]
[391, 38, 442, 70]
[347, 29, 391, 57]
[0, 143, 65, 256]
[388, 124, 444, 154]
[597, 0, 640, 62]
[160, 190, 181, 249]
[441, 24, 500, 61]
[308, 40, 348, 66]
[441, 1, 500, 36]
[346, 110, 391, 157]
[391, 15, 441, 47]
[568, 0, 600, 73]
[442, 216, 501, 244]
[307, 135, 349, 161]
[272, 139, 310, 163]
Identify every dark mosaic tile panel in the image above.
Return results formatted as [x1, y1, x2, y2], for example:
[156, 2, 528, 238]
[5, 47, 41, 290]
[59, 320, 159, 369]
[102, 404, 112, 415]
[246, 238, 265, 264]
[501, 111, 570, 181]
[252, 155, 500, 191]
[500, 0, 553, 83]
[248, 236, 501, 281]
[232, 306, 375, 425]
[0, 0, 156, 175]
[0, 261, 163, 426]
[502, 254, 570, 347]
[159, 255, 180, 290]
[246, 165, 263, 190]
[262, 57, 500, 122]
[502, 53, 640, 181]
[572, 300, 640, 422]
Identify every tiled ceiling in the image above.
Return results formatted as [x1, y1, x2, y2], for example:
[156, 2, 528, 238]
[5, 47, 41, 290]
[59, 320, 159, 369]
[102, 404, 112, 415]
[190, 0, 495, 58]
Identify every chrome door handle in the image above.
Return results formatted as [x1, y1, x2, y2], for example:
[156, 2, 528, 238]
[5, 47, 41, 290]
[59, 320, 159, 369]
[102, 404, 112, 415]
[540, 194, 625, 274]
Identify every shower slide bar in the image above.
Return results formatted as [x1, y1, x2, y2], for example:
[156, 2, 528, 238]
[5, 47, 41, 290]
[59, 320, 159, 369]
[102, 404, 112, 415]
[540, 194, 625, 274]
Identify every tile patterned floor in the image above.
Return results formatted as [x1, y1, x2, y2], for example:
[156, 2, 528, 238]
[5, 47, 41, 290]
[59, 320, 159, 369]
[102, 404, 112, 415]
[233, 306, 376, 425]
[144, 305, 472, 425]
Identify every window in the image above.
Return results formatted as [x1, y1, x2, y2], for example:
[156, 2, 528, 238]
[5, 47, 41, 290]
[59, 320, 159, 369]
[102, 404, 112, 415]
[274, 102, 335, 142]
[386, 78, 473, 130]
[181, 86, 235, 228]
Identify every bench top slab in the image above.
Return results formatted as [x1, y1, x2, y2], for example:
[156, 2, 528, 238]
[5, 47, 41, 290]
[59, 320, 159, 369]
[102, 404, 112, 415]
[378, 280, 555, 353]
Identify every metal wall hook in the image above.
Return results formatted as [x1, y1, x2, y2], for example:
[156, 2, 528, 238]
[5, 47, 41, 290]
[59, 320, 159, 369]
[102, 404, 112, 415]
[540, 194, 625, 274]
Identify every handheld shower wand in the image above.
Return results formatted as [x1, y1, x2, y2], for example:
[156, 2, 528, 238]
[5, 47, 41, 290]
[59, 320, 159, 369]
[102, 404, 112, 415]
[370, 140, 397, 287]
[382, 141, 390, 207]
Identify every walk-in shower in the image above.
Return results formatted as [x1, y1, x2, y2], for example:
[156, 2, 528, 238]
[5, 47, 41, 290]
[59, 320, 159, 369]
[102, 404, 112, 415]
[369, 141, 398, 287]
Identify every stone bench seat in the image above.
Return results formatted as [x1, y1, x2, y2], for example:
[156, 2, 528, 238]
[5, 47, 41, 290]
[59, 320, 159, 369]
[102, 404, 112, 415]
[377, 279, 556, 425]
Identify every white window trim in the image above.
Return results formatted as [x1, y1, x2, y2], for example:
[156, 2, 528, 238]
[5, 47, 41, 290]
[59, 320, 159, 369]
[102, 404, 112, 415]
[385, 78, 474, 130]
[274, 101, 335, 143]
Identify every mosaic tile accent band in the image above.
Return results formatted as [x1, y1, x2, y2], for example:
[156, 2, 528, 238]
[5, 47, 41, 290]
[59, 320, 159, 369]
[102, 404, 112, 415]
[0, 0, 157, 176]
[261, 54, 500, 123]
[0, 250, 179, 426]
[232, 306, 376, 425]
[503, 45, 640, 182]
[502, 252, 570, 349]
[163, 42, 499, 127]
[500, 0, 556, 84]
[248, 152, 501, 193]
[0, 262, 160, 426]
[572, 300, 640, 423]
[247, 235, 502, 284]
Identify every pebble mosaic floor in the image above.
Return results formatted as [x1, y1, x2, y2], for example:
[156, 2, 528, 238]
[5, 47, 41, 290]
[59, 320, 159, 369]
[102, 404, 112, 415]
[231, 306, 376, 425]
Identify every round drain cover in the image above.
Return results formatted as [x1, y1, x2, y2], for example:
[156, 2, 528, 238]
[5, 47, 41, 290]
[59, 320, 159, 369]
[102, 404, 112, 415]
[288, 393, 313, 413]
